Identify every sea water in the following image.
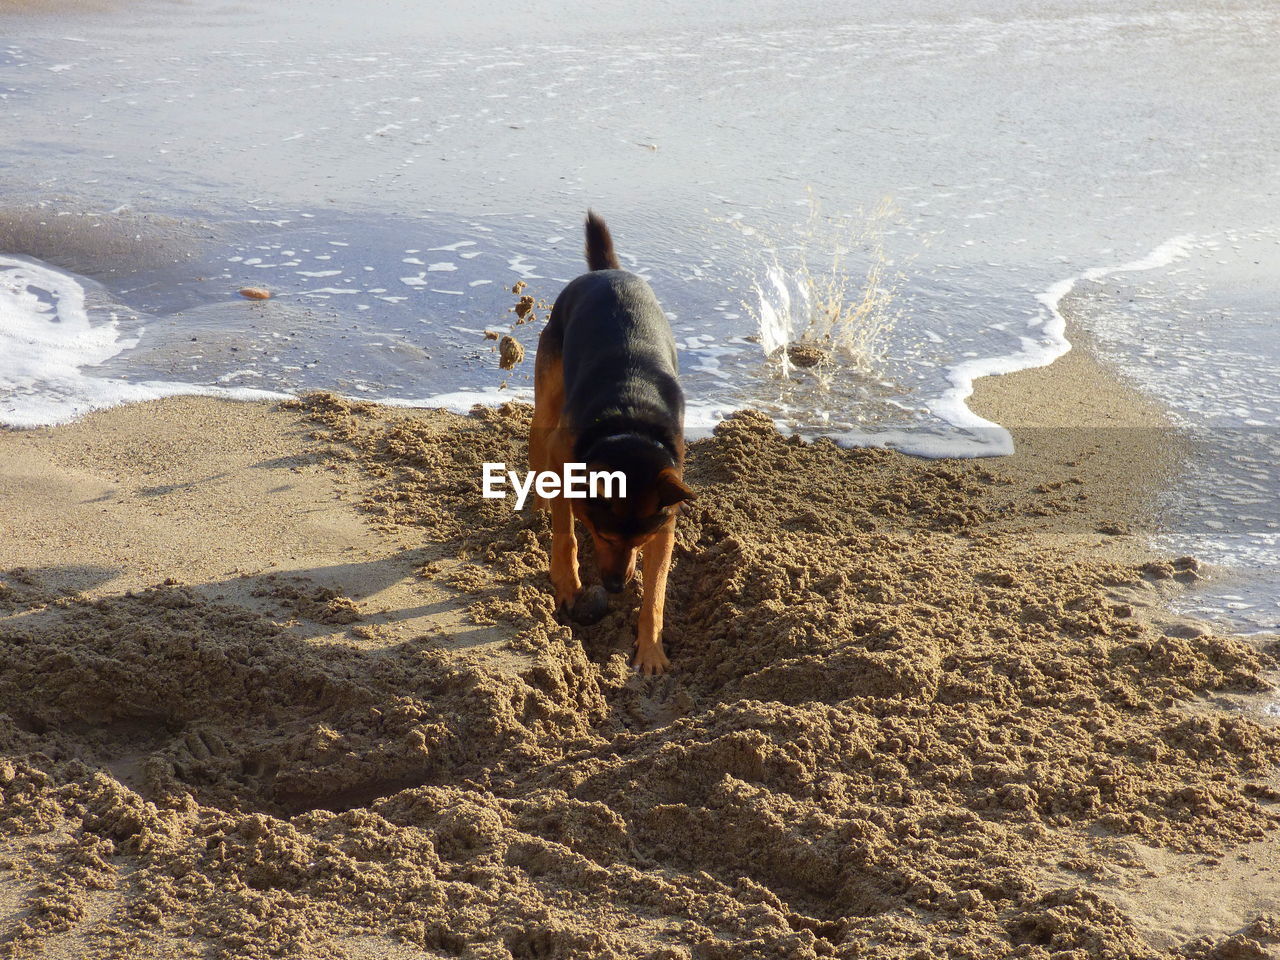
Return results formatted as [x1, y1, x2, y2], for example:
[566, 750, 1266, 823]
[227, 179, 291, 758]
[2, 0, 1277, 629]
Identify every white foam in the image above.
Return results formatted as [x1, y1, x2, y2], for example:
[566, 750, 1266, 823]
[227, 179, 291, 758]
[381, 387, 534, 413]
[877, 234, 1195, 458]
[683, 399, 739, 440]
[0, 255, 285, 428]
[378, 390, 736, 445]
[1080, 235, 1194, 282]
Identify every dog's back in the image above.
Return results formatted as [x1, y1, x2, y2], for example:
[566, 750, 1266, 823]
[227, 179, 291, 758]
[547, 215, 684, 461]
[530, 211, 693, 674]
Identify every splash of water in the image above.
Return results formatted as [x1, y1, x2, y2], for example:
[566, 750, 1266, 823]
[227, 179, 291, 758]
[739, 196, 902, 384]
[752, 262, 795, 373]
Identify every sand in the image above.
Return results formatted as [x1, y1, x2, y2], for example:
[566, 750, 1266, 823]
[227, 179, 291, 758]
[0, 206, 215, 282]
[0, 1, 115, 14]
[1, 336, 1279, 958]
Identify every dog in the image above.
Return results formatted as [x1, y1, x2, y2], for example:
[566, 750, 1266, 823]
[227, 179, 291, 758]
[529, 211, 694, 675]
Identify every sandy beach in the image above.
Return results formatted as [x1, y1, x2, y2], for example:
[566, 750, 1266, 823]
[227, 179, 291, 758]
[2, 329, 1278, 959]
[5, 0, 1280, 951]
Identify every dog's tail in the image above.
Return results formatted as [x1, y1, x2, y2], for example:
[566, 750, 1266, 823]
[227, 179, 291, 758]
[584, 210, 620, 271]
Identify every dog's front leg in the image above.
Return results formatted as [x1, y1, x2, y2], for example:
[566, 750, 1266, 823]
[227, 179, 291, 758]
[549, 494, 582, 619]
[634, 520, 675, 675]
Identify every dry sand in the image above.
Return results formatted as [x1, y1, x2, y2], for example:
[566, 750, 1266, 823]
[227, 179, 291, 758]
[1, 334, 1278, 958]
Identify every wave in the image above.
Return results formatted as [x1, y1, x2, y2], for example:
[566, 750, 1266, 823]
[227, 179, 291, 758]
[0, 255, 285, 428]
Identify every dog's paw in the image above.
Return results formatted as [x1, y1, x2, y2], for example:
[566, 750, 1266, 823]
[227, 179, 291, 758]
[632, 643, 672, 676]
[552, 583, 579, 623]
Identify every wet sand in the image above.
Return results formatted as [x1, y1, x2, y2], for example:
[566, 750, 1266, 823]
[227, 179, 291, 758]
[0, 205, 215, 282]
[0, 0, 115, 13]
[1, 341, 1278, 958]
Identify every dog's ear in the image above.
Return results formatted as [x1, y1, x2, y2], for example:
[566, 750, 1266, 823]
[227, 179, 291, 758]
[656, 469, 696, 508]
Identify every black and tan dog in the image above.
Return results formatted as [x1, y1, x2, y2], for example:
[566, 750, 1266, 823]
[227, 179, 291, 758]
[529, 212, 694, 675]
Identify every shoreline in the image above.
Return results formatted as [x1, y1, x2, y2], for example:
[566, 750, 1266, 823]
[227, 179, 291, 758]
[0, 201, 1194, 464]
[967, 312, 1185, 550]
[0, 312, 1181, 596]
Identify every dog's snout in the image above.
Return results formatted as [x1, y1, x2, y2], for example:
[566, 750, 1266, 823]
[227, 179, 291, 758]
[602, 574, 626, 594]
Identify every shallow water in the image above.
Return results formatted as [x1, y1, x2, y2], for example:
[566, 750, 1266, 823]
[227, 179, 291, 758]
[1066, 231, 1280, 633]
[2, 0, 1279, 623]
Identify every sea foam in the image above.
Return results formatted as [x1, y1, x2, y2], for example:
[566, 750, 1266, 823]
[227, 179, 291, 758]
[909, 234, 1196, 458]
[0, 255, 284, 428]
